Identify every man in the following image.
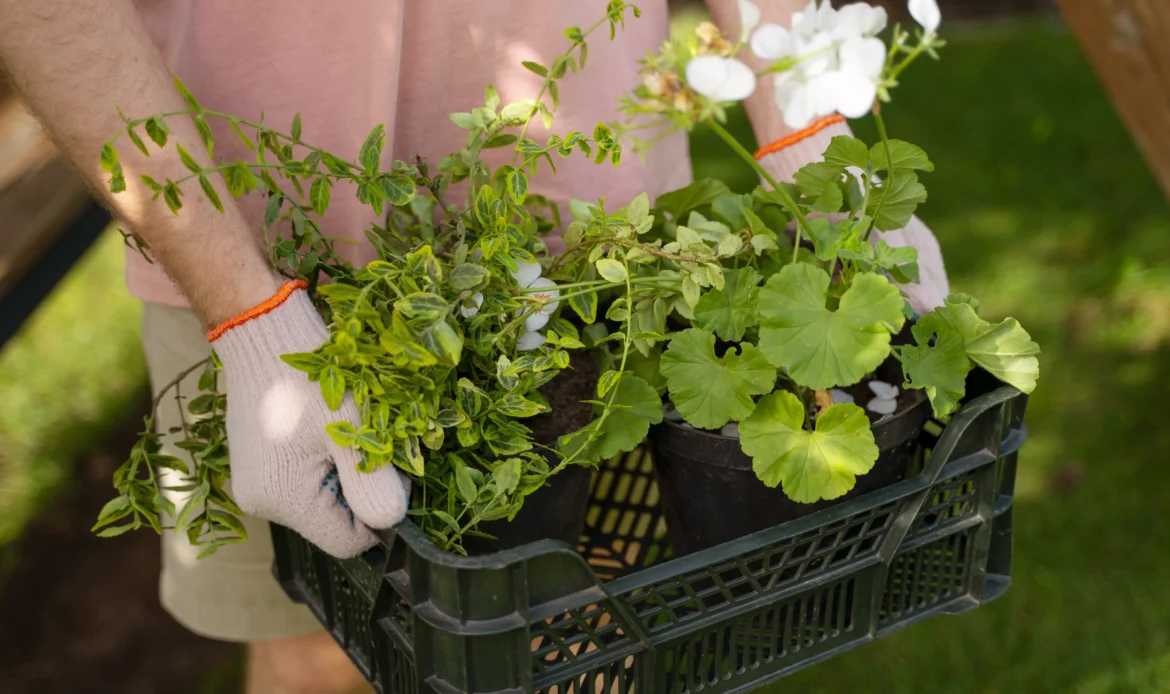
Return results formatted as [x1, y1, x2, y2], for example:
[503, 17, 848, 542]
[0, 1, 947, 692]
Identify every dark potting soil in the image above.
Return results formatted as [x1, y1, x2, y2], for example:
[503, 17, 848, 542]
[528, 351, 600, 447]
[0, 397, 240, 694]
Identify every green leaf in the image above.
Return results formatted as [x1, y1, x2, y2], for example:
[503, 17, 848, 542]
[223, 160, 258, 197]
[559, 375, 662, 461]
[176, 143, 201, 173]
[320, 366, 345, 410]
[660, 328, 776, 429]
[449, 112, 476, 129]
[394, 292, 448, 322]
[381, 175, 416, 206]
[449, 263, 490, 291]
[596, 258, 628, 282]
[496, 394, 547, 418]
[867, 172, 927, 231]
[198, 175, 224, 213]
[758, 264, 905, 389]
[569, 291, 598, 324]
[870, 140, 934, 173]
[901, 315, 970, 418]
[291, 112, 303, 141]
[126, 126, 149, 156]
[795, 162, 844, 199]
[455, 465, 478, 504]
[360, 123, 385, 173]
[655, 179, 731, 220]
[626, 192, 650, 227]
[145, 117, 169, 148]
[309, 177, 331, 216]
[597, 370, 622, 398]
[174, 77, 201, 110]
[693, 268, 761, 341]
[806, 217, 844, 262]
[194, 115, 215, 158]
[873, 240, 920, 284]
[325, 421, 358, 448]
[99, 143, 119, 173]
[95, 495, 132, 525]
[507, 168, 528, 203]
[97, 523, 137, 538]
[485, 84, 501, 111]
[930, 298, 1040, 393]
[740, 392, 878, 502]
[493, 458, 521, 495]
[822, 136, 871, 169]
[522, 60, 548, 76]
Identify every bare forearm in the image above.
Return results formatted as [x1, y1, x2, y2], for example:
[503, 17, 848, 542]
[0, 0, 279, 325]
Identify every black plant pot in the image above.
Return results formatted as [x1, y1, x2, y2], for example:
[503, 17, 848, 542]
[463, 461, 594, 555]
[650, 365, 932, 557]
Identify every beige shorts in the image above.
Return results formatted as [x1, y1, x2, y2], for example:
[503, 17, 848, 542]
[142, 301, 322, 643]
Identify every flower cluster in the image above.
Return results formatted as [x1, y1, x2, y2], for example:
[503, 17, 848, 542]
[685, 0, 943, 129]
[456, 261, 560, 352]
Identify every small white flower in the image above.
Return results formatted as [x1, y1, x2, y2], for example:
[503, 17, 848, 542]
[833, 3, 888, 39]
[866, 380, 899, 415]
[739, 0, 762, 42]
[908, 0, 941, 36]
[686, 55, 757, 102]
[522, 277, 560, 331]
[829, 388, 855, 404]
[516, 330, 547, 352]
[511, 261, 543, 289]
[868, 380, 899, 400]
[459, 292, 484, 319]
[774, 68, 838, 129]
[750, 23, 793, 61]
[791, 0, 837, 40]
[827, 36, 885, 118]
[866, 397, 898, 415]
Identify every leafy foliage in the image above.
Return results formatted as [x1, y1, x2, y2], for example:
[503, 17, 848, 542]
[740, 391, 879, 503]
[758, 264, 906, 389]
[660, 328, 776, 429]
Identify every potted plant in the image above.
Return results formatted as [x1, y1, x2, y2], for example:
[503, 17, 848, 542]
[539, 0, 1041, 554]
[92, 0, 1038, 564]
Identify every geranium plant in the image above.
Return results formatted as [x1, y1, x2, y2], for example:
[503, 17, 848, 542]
[549, 0, 1040, 502]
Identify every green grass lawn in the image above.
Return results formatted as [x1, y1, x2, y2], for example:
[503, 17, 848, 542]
[693, 18, 1170, 694]
[0, 231, 145, 554]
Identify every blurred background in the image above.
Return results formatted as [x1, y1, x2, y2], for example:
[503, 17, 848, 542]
[2, 0, 1169, 692]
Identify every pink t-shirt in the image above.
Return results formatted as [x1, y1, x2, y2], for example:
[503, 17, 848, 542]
[130, 0, 691, 306]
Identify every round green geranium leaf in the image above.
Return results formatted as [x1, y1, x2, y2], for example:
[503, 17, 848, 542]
[660, 328, 776, 430]
[758, 264, 905, 390]
[739, 391, 878, 503]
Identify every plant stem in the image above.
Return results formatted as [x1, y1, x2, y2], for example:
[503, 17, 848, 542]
[705, 120, 812, 263]
[864, 109, 895, 242]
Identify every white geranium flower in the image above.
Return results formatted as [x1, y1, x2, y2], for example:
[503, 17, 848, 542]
[827, 36, 885, 118]
[510, 260, 560, 332]
[459, 292, 484, 319]
[866, 380, 899, 415]
[791, 0, 837, 40]
[750, 23, 793, 61]
[516, 330, 547, 352]
[522, 277, 560, 331]
[739, 0, 761, 42]
[868, 380, 899, 400]
[908, 0, 941, 35]
[833, 3, 888, 39]
[774, 68, 838, 129]
[686, 55, 757, 102]
[829, 388, 855, 404]
[511, 261, 543, 289]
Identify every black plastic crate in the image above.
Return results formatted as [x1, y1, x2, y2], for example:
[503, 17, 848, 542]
[272, 385, 1026, 693]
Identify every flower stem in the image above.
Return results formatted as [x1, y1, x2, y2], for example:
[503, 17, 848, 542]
[705, 120, 812, 264]
[864, 109, 895, 242]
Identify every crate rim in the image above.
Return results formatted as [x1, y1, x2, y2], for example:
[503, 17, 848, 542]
[373, 384, 1023, 582]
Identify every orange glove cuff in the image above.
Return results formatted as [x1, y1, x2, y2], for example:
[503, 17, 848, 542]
[206, 279, 309, 342]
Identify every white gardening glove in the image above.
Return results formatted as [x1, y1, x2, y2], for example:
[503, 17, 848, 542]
[210, 281, 409, 558]
[759, 119, 950, 316]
